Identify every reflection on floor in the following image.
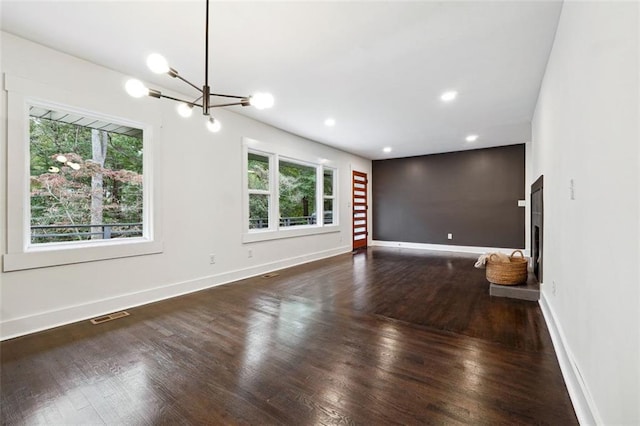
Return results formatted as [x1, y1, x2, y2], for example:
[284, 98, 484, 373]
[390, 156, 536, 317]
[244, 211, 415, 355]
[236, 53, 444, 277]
[0, 247, 577, 424]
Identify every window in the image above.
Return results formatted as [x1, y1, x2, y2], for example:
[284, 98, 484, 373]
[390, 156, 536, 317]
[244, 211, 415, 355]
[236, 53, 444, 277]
[279, 160, 316, 227]
[248, 152, 271, 230]
[29, 106, 144, 244]
[243, 139, 338, 242]
[3, 73, 162, 271]
[323, 168, 335, 225]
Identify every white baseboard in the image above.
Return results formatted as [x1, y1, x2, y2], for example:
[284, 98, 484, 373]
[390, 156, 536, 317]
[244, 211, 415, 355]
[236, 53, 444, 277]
[539, 293, 600, 425]
[0, 245, 351, 341]
[371, 240, 528, 256]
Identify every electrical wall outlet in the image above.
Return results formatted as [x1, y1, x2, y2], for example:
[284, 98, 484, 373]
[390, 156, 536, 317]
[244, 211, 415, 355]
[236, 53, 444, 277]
[248, 249, 253, 258]
[552, 280, 557, 295]
[447, 233, 453, 240]
[209, 254, 216, 264]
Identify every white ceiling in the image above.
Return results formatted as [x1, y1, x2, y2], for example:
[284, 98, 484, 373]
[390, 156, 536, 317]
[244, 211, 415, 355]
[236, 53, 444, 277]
[0, 1, 562, 160]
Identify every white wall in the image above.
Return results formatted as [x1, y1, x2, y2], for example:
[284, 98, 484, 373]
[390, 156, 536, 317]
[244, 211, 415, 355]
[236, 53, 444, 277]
[0, 32, 371, 339]
[531, 2, 639, 424]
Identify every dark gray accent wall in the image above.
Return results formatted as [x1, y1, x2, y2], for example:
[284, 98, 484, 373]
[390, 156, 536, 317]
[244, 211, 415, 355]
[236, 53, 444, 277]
[372, 144, 525, 248]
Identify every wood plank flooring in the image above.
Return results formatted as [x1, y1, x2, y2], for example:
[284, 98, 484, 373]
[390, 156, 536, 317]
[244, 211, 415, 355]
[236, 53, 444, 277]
[1, 247, 577, 425]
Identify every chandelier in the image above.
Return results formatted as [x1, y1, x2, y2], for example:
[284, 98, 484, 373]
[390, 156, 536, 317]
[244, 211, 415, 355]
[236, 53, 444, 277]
[124, 0, 274, 132]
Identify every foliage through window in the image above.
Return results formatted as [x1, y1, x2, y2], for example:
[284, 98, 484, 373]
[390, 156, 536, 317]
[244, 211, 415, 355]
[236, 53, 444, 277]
[29, 106, 144, 244]
[323, 168, 335, 225]
[279, 160, 316, 227]
[248, 152, 270, 229]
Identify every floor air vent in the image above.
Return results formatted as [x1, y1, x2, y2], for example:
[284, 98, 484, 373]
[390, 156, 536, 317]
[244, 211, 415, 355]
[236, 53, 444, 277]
[262, 273, 279, 279]
[90, 311, 130, 325]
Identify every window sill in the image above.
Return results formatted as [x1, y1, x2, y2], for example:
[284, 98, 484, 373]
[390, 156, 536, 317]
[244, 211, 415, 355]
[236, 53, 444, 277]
[243, 225, 340, 243]
[2, 238, 163, 272]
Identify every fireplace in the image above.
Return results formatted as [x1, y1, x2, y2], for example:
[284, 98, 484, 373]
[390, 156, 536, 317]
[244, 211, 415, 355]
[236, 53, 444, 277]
[531, 175, 544, 281]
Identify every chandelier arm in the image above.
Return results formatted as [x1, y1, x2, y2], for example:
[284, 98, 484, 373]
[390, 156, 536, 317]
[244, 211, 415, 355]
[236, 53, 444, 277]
[210, 93, 249, 100]
[155, 92, 204, 107]
[175, 74, 204, 93]
[209, 101, 249, 108]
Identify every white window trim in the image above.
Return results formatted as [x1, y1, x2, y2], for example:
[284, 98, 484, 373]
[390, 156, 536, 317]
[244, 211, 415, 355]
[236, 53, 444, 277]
[322, 166, 337, 226]
[3, 74, 163, 271]
[246, 149, 275, 231]
[242, 137, 339, 243]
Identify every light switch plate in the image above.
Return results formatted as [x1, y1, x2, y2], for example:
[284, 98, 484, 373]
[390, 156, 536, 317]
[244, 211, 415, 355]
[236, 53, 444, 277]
[570, 179, 575, 200]
[518, 200, 526, 207]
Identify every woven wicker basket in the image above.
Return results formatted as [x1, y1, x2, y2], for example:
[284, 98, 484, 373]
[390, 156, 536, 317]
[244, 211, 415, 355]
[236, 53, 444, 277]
[486, 250, 528, 285]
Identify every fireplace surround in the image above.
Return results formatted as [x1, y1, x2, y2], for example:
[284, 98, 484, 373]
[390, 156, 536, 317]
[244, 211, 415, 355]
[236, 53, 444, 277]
[531, 175, 544, 282]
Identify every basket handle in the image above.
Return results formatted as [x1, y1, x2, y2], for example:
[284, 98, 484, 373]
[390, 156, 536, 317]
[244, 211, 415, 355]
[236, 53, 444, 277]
[489, 253, 500, 262]
[510, 250, 524, 259]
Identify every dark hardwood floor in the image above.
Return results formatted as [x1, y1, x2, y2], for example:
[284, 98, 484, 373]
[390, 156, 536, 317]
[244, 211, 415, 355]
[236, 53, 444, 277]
[1, 247, 577, 425]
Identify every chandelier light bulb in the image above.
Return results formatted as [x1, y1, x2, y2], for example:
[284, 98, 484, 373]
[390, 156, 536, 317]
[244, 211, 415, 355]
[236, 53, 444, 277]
[146, 53, 170, 74]
[125, 79, 149, 98]
[440, 90, 458, 102]
[249, 92, 275, 110]
[206, 117, 221, 133]
[177, 103, 194, 118]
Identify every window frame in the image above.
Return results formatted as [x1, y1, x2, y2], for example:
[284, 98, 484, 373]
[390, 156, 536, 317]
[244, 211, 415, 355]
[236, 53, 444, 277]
[278, 155, 319, 230]
[28, 103, 145, 246]
[247, 150, 275, 231]
[3, 74, 163, 271]
[322, 167, 337, 226]
[242, 137, 339, 243]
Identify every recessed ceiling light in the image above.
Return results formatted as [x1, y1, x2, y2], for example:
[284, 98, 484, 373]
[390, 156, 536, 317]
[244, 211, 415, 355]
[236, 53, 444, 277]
[440, 90, 458, 102]
[324, 118, 336, 127]
[465, 134, 479, 142]
[383, 147, 392, 153]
